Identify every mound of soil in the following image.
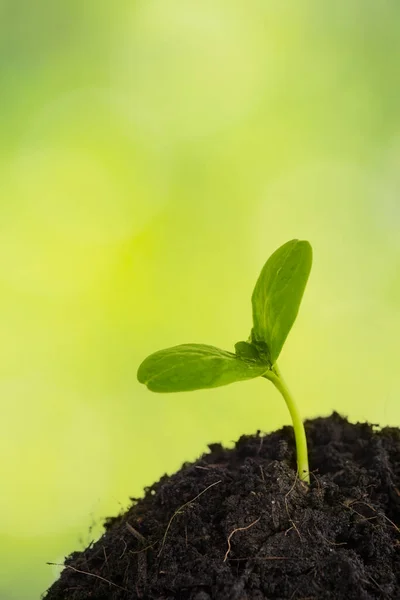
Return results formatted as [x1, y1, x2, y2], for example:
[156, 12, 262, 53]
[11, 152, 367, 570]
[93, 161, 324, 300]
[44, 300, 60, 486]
[43, 413, 400, 600]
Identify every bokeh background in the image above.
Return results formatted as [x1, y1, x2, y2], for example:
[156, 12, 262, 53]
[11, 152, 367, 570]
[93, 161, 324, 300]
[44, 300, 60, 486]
[1, 1, 400, 598]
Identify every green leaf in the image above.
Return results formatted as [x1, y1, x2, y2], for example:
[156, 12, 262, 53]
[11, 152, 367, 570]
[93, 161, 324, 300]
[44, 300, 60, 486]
[235, 340, 263, 362]
[137, 344, 269, 393]
[251, 239, 312, 364]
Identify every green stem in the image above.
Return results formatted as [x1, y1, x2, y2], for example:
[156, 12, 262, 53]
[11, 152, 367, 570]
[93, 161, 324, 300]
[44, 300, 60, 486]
[264, 364, 310, 484]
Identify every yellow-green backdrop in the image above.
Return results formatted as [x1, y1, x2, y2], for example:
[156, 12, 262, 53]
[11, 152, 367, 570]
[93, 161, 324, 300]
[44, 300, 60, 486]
[1, 2, 400, 599]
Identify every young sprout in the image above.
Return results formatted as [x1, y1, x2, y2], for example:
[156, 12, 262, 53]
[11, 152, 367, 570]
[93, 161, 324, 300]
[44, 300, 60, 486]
[137, 239, 313, 483]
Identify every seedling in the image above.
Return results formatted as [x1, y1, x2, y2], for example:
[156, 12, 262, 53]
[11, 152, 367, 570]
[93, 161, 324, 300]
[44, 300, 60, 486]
[137, 239, 313, 483]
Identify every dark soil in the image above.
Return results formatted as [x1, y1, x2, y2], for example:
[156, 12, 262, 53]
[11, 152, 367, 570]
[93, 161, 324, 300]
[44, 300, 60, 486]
[43, 413, 400, 600]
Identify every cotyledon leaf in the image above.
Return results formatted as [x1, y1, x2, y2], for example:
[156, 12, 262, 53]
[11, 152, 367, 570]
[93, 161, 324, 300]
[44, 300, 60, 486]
[251, 239, 312, 365]
[137, 344, 269, 393]
[234, 340, 262, 362]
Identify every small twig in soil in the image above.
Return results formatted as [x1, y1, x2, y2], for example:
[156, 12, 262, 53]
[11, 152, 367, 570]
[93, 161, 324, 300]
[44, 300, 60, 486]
[119, 538, 128, 559]
[309, 471, 322, 497]
[341, 498, 400, 536]
[126, 522, 146, 543]
[382, 514, 400, 535]
[317, 532, 347, 547]
[223, 516, 261, 562]
[102, 546, 109, 569]
[130, 542, 157, 555]
[365, 574, 386, 594]
[158, 479, 222, 557]
[46, 563, 129, 592]
[351, 500, 400, 534]
[340, 501, 378, 528]
[284, 474, 302, 540]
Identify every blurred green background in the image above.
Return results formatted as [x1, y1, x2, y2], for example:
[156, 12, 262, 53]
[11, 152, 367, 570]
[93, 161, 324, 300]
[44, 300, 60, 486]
[1, 1, 400, 598]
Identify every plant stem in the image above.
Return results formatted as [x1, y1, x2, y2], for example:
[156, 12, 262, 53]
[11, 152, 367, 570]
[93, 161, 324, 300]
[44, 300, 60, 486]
[264, 365, 310, 484]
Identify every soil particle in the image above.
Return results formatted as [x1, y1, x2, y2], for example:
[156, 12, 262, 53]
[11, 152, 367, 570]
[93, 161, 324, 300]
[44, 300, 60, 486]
[43, 413, 400, 599]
